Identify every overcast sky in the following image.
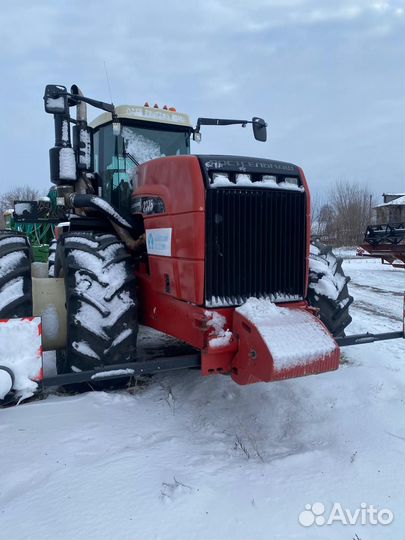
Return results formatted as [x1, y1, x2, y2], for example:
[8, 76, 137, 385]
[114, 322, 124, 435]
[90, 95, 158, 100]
[0, 0, 403, 201]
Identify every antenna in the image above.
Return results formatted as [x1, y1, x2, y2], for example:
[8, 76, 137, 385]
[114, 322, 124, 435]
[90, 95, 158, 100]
[103, 60, 114, 104]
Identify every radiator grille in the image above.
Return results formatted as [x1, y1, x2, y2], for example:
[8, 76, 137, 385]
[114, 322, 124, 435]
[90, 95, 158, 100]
[205, 188, 307, 306]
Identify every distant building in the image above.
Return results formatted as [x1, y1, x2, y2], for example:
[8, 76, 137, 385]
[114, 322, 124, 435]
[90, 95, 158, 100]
[372, 193, 405, 224]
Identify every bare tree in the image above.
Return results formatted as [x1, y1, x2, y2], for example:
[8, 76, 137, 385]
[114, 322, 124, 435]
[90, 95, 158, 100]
[325, 180, 373, 246]
[314, 203, 335, 240]
[310, 193, 322, 235]
[0, 185, 41, 229]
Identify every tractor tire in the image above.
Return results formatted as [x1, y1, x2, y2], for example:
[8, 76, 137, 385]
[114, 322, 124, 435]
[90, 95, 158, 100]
[0, 231, 32, 319]
[307, 239, 353, 337]
[48, 238, 57, 277]
[54, 232, 138, 374]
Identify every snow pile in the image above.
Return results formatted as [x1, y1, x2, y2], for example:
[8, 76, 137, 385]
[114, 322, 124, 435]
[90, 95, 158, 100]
[59, 147, 76, 180]
[0, 317, 42, 400]
[122, 126, 163, 164]
[205, 310, 232, 348]
[206, 292, 301, 308]
[277, 180, 304, 192]
[236, 297, 336, 371]
[210, 173, 305, 191]
[236, 173, 253, 186]
[211, 174, 233, 187]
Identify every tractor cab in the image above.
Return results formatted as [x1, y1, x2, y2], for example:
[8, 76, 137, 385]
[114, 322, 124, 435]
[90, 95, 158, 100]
[89, 105, 193, 216]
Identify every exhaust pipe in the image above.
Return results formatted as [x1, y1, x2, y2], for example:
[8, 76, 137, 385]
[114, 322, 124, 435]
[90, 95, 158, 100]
[71, 84, 87, 123]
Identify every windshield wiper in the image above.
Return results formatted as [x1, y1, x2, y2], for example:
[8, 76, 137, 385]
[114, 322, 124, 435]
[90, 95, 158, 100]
[125, 152, 140, 167]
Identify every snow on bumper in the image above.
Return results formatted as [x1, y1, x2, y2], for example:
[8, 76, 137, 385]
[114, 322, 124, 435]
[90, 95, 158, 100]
[231, 298, 339, 385]
[0, 317, 43, 400]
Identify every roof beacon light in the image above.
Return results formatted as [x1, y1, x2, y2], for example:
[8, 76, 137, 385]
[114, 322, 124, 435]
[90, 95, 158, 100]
[169, 107, 176, 112]
[144, 102, 150, 107]
[154, 103, 159, 108]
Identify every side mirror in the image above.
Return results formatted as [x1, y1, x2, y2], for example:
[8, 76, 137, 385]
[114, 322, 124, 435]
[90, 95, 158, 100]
[49, 146, 77, 184]
[252, 117, 267, 142]
[44, 84, 68, 114]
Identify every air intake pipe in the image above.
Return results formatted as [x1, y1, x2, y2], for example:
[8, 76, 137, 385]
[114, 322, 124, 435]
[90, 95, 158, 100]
[71, 194, 132, 229]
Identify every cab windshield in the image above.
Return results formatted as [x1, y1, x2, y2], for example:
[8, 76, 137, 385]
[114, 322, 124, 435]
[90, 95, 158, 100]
[94, 123, 191, 215]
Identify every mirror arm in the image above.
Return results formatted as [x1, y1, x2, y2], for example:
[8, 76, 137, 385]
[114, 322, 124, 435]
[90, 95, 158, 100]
[47, 89, 116, 116]
[195, 118, 252, 132]
[67, 93, 116, 114]
[195, 117, 267, 131]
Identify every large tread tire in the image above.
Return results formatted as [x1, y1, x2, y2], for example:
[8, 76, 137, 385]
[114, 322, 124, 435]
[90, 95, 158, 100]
[0, 231, 32, 319]
[54, 232, 138, 373]
[307, 239, 353, 337]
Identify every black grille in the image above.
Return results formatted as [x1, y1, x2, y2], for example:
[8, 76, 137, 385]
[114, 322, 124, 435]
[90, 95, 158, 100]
[205, 188, 307, 306]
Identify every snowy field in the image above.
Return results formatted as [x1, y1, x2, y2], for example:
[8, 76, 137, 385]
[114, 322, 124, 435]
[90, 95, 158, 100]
[1, 256, 404, 540]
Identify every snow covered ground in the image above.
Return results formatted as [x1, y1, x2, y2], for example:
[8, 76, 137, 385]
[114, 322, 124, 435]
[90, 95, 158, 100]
[1, 256, 404, 540]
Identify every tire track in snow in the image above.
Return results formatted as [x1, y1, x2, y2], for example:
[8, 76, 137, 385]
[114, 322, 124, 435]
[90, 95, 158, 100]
[351, 299, 402, 323]
[350, 282, 404, 298]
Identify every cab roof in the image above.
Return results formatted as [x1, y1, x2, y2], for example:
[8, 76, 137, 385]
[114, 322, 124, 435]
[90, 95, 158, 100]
[89, 104, 193, 130]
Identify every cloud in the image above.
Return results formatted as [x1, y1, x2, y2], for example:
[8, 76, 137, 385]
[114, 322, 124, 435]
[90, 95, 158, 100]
[0, 0, 403, 197]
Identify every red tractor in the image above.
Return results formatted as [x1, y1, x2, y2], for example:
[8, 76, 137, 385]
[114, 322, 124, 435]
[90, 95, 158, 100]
[0, 84, 402, 402]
